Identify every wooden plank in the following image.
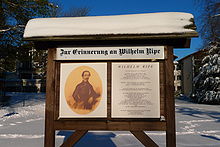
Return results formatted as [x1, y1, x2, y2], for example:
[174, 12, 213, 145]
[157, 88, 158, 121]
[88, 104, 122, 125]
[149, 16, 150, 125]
[159, 61, 165, 116]
[45, 48, 56, 147]
[54, 121, 166, 131]
[131, 131, 159, 147]
[109, 122, 166, 131]
[165, 46, 176, 147]
[54, 61, 61, 120]
[25, 32, 198, 42]
[60, 130, 88, 147]
[107, 62, 112, 119]
[33, 38, 193, 50]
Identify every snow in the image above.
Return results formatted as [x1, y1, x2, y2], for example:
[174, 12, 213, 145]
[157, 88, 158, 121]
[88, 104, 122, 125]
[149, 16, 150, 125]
[0, 93, 220, 147]
[23, 12, 196, 38]
[0, 93, 45, 121]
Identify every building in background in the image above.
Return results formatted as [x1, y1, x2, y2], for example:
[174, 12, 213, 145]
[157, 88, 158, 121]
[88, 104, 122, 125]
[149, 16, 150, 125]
[178, 49, 208, 97]
[0, 48, 46, 94]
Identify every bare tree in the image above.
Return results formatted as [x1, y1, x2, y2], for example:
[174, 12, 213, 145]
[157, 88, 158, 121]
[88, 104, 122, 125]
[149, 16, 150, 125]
[196, 0, 220, 46]
[63, 7, 90, 17]
[51, 0, 90, 17]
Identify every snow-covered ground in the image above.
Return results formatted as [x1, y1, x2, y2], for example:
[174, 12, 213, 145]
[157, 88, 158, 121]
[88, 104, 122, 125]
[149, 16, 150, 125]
[0, 93, 220, 147]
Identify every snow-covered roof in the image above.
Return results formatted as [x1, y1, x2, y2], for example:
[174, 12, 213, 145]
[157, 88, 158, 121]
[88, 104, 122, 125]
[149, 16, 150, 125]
[23, 12, 198, 40]
[178, 49, 208, 61]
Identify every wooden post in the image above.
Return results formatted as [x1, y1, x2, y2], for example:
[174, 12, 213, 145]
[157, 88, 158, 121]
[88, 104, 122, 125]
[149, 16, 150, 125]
[165, 46, 176, 147]
[44, 48, 56, 147]
[131, 131, 159, 147]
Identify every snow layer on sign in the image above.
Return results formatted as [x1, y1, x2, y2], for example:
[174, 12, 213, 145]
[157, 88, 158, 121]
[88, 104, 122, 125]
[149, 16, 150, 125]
[23, 12, 196, 38]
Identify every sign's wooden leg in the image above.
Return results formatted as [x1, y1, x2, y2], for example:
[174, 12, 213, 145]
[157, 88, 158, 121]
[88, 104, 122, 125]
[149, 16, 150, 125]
[165, 46, 176, 147]
[130, 131, 158, 147]
[60, 130, 88, 147]
[44, 126, 55, 147]
[44, 48, 56, 147]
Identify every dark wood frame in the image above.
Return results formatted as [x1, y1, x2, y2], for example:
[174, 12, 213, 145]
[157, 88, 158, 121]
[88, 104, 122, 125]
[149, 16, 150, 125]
[44, 46, 176, 147]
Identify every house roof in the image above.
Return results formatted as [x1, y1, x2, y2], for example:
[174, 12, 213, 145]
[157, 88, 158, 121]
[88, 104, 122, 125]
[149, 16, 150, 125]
[23, 12, 198, 41]
[178, 49, 207, 61]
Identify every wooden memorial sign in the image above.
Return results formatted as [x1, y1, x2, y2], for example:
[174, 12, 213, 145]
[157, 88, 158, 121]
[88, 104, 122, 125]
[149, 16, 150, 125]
[23, 12, 198, 147]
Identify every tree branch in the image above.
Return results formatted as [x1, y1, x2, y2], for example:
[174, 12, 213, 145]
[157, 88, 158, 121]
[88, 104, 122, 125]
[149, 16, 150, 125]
[0, 25, 25, 33]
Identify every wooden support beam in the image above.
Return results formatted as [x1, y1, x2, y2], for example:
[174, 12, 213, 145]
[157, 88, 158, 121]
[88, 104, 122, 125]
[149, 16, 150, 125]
[33, 38, 192, 50]
[54, 121, 166, 131]
[60, 130, 88, 147]
[44, 48, 56, 147]
[131, 131, 158, 147]
[165, 46, 176, 147]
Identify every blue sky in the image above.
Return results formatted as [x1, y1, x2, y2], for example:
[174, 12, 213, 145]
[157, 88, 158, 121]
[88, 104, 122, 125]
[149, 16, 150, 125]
[59, 0, 203, 60]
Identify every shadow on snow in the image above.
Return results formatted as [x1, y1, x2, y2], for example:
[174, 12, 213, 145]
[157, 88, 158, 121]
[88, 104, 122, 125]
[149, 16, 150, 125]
[176, 106, 220, 120]
[0, 92, 45, 107]
[201, 134, 220, 141]
[57, 131, 117, 147]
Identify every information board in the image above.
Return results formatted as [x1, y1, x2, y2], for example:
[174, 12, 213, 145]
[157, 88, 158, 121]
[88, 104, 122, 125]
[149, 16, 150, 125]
[111, 62, 160, 118]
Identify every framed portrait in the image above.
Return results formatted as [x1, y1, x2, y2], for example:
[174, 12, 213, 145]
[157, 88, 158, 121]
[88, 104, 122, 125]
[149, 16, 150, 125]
[111, 62, 160, 118]
[59, 63, 107, 118]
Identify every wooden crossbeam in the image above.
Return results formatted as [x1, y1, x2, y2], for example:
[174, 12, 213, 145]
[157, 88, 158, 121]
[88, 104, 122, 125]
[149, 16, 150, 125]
[130, 131, 158, 147]
[60, 130, 88, 147]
